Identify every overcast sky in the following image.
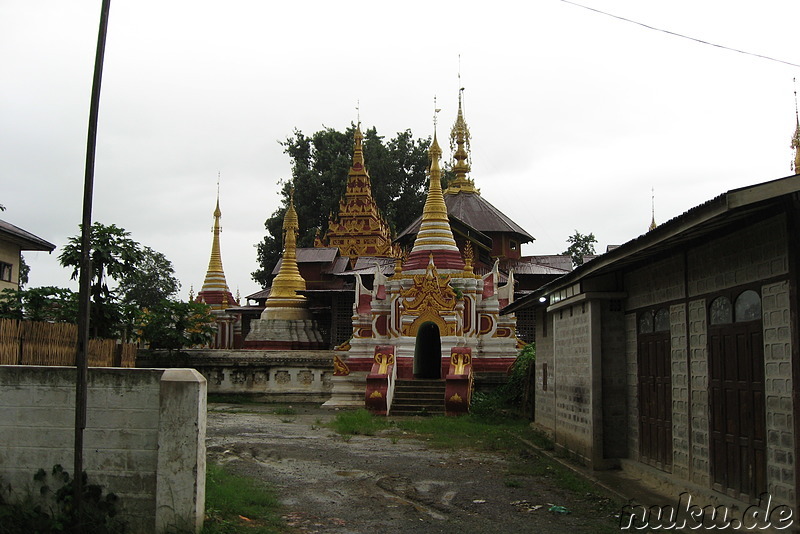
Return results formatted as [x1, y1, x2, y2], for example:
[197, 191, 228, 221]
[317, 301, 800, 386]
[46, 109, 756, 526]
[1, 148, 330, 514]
[3, 0, 799, 301]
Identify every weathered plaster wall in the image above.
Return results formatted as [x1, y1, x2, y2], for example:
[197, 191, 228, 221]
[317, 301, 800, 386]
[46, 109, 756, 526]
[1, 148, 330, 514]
[0, 240, 20, 291]
[0, 366, 206, 534]
[138, 349, 334, 402]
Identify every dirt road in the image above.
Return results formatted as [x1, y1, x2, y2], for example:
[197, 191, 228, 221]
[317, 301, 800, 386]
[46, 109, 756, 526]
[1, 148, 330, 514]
[206, 404, 623, 534]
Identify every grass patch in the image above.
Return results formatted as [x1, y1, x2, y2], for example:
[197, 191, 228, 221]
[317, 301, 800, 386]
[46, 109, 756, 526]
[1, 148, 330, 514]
[392, 414, 533, 451]
[329, 409, 390, 436]
[203, 463, 284, 534]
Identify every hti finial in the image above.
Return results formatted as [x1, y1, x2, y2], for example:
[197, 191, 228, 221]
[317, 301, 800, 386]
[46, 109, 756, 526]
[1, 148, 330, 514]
[649, 187, 657, 231]
[793, 78, 800, 174]
[356, 99, 361, 126]
[433, 95, 441, 130]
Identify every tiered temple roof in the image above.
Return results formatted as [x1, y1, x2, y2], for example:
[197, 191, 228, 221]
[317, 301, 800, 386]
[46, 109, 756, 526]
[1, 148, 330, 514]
[317, 124, 399, 260]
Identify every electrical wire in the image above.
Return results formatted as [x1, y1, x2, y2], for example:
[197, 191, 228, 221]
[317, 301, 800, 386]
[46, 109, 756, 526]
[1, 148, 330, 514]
[560, 0, 800, 69]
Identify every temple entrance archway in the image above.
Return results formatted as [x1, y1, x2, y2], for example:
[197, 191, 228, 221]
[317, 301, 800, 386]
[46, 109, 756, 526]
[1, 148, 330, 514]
[413, 321, 442, 379]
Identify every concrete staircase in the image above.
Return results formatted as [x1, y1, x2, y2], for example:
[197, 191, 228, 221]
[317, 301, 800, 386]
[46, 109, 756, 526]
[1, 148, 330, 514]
[390, 379, 446, 416]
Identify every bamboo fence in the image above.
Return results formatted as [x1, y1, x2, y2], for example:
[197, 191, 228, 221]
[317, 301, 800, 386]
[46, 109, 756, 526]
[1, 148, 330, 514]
[0, 318, 136, 367]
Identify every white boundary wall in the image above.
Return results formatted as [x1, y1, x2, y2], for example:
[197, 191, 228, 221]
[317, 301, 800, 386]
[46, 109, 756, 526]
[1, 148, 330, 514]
[0, 366, 206, 533]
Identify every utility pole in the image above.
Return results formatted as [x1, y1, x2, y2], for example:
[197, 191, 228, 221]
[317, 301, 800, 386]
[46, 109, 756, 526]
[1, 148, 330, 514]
[75, 0, 111, 524]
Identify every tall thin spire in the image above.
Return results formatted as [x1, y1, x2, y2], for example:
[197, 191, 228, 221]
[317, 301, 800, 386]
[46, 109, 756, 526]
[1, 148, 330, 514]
[403, 106, 465, 273]
[649, 187, 657, 231]
[792, 78, 800, 174]
[197, 181, 236, 310]
[446, 85, 478, 195]
[265, 188, 307, 307]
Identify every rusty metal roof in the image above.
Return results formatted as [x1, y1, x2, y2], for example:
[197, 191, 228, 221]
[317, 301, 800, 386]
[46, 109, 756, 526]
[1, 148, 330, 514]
[271, 247, 344, 275]
[0, 219, 56, 251]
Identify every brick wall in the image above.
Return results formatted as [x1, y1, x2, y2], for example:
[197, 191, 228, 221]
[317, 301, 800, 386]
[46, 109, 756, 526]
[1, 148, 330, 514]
[762, 280, 795, 503]
[0, 366, 206, 533]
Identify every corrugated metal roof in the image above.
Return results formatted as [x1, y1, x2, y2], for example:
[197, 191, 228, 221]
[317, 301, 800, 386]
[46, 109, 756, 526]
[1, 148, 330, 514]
[503, 173, 800, 314]
[271, 247, 342, 275]
[0, 219, 56, 251]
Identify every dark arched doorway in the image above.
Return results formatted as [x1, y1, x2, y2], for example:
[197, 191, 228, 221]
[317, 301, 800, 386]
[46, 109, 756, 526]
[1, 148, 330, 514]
[413, 321, 442, 379]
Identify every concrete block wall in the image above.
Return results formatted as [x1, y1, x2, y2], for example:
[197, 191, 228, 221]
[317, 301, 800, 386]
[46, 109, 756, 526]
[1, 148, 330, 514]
[0, 366, 206, 533]
[552, 303, 594, 462]
[687, 215, 788, 297]
[762, 280, 795, 503]
[670, 303, 690, 479]
[625, 254, 685, 311]
[600, 300, 627, 459]
[687, 298, 710, 486]
[534, 308, 555, 432]
[624, 313, 639, 460]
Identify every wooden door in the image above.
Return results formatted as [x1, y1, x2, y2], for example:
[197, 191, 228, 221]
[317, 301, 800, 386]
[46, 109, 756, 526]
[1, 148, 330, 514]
[709, 322, 766, 500]
[638, 334, 672, 470]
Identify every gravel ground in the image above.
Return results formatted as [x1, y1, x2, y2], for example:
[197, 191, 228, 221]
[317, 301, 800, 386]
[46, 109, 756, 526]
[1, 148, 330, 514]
[206, 404, 623, 534]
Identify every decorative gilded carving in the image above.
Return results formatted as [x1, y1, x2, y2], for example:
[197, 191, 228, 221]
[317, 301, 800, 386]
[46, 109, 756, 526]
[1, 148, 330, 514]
[374, 351, 394, 375]
[333, 354, 350, 376]
[450, 351, 471, 375]
[400, 257, 458, 336]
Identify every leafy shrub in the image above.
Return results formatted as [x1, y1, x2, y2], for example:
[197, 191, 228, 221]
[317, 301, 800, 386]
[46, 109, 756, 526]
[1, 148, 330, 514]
[0, 464, 125, 534]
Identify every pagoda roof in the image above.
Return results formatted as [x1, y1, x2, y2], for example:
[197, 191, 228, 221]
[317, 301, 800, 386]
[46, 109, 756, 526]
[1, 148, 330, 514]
[270, 247, 344, 275]
[396, 192, 533, 243]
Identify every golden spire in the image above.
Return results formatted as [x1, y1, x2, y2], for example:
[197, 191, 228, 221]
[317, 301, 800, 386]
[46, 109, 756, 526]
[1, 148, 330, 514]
[265, 188, 307, 306]
[198, 182, 236, 310]
[446, 86, 478, 195]
[792, 78, 800, 174]
[403, 105, 465, 273]
[649, 187, 657, 231]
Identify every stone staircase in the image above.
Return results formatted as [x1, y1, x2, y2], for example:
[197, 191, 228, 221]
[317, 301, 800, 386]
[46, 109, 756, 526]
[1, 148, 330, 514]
[390, 379, 446, 416]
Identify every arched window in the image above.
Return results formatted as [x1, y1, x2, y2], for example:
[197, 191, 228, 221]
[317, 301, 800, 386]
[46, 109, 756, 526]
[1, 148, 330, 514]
[654, 308, 670, 332]
[734, 290, 761, 322]
[639, 311, 654, 334]
[709, 296, 733, 325]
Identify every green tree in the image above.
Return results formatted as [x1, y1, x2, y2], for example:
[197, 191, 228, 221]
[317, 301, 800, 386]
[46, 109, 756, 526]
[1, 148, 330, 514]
[562, 230, 598, 267]
[135, 300, 216, 352]
[117, 246, 180, 309]
[252, 125, 434, 287]
[59, 223, 179, 339]
[0, 286, 78, 323]
[18, 254, 29, 288]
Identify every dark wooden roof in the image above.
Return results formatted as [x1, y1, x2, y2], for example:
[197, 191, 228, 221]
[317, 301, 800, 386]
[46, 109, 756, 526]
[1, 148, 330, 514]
[0, 219, 56, 251]
[271, 247, 345, 275]
[396, 192, 533, 243]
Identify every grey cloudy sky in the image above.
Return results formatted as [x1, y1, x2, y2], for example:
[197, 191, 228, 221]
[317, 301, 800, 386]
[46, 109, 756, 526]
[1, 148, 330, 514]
[3, 0, 799, 300]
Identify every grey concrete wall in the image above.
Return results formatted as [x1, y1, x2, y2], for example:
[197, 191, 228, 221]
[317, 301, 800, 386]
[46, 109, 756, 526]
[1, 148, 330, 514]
[600, 300, 627, 460]
[552, 303, 594, 462]
[687, 215, 788, 297]
[670, 303, 690, 480]
[762, 280, 795, 503]
[138, 349, 333, 402]
[0, 366, 206, 533]
[534, 308, 555, 433]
